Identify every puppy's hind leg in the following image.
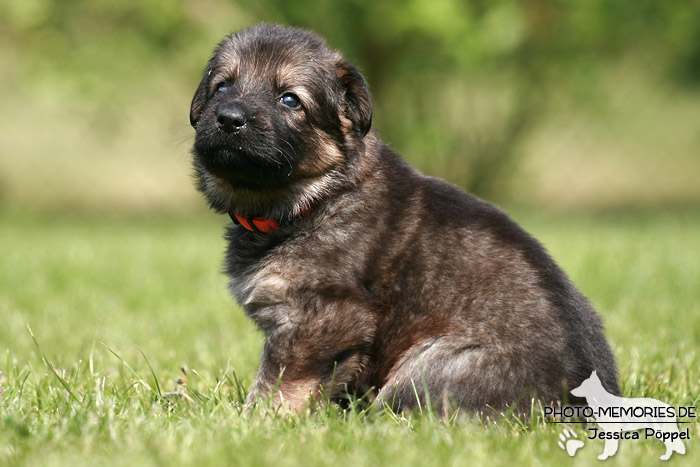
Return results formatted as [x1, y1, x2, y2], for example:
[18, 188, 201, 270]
[376, 337, 556, 416]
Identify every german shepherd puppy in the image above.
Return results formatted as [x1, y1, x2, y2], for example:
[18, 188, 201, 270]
[189, 23, 618, 413]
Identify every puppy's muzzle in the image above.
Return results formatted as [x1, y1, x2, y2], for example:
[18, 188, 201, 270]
[216, 104, 248, 133]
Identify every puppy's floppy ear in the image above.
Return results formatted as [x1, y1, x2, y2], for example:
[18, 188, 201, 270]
[337, 60, 372, 137]
[190, 69, 211, 128]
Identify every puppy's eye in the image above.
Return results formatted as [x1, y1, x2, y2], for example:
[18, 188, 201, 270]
[216, 83, 229, 93]
[280, 92, 301, 109]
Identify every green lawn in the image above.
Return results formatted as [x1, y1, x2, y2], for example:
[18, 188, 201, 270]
[1, 207, 699, 466]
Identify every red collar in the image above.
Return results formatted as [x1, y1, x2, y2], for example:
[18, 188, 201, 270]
[229, 213, 279, 233]
[229, 205, 314, 234]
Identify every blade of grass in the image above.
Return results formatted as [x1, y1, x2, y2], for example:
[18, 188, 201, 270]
[100, 342, 154, 395]
[135, 346, 162, 398]
[27, 324, 79, 402]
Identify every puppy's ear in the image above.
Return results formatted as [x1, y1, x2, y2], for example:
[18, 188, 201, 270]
[337, 60, 372, 137]
[190, 69, 211, 128]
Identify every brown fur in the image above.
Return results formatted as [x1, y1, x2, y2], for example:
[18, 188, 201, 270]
[190, 24, 619, 414]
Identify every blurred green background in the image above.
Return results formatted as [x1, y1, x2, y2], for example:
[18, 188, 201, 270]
[2, 0, 699, 214]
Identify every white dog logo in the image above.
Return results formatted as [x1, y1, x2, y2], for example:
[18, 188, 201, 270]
[571, 371, 686, 461]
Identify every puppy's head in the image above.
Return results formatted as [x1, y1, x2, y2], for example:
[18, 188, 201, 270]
[190, 24, 373, 218]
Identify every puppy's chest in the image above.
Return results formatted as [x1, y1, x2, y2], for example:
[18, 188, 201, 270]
[227, 240, 357, 331]
[229, 263, 294, 331]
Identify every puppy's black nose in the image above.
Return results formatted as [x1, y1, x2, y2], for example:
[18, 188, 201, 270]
[216, 106, 248, 132]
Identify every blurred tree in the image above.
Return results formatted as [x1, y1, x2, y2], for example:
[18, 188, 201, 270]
[234, 0, 567, 197]
[232, 0, 700, 198]
[0, 0, 200, 103]
[1, 0, 698, 200]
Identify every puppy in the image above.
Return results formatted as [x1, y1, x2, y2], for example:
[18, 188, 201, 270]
[189, 23, 619, 413]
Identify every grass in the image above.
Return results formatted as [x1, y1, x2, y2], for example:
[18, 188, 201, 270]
[1, 207, 699, 466]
